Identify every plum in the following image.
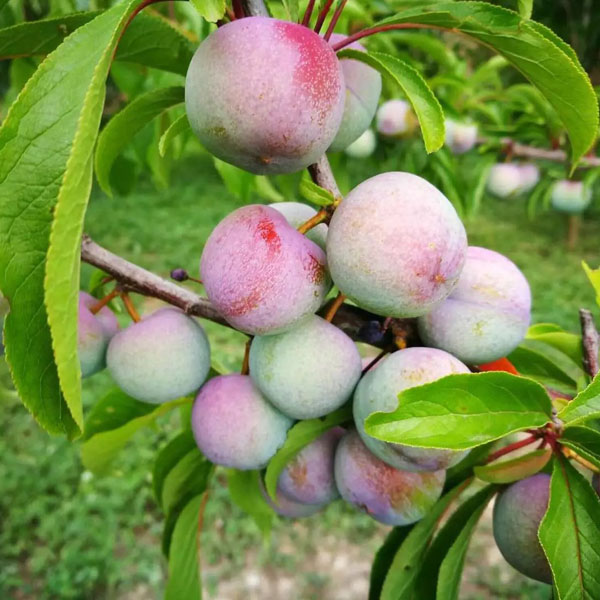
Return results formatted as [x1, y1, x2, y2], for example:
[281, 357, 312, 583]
[107, 308, 210, 404]
[551, 180, 592, 214]
[418, 246, 531, 365]
[493, 474, 552, 584]
[191, 374, 293, 470]
[445, 119, 478, 154]
[344, 129, 377, 158]
[326, 171, 467, 318]
[353, 347, 470, 472]
[327, 35, 382, 152]
[334, 430, 445, 526]
[260, 479, 324, 518]
[487, 163, 522, 198]
[270, 201, 327, 250]
[278, 427, 345, 506]
[78, 291, 119, 378]
[518, 163, 540, 193]
[185, 16, 344, 175]
[249, 315, 362, 419]
[200, 205, 329, 335]
[376, 100, 416, 138]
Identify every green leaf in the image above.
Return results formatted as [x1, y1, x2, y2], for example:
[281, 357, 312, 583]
[164, 494, 206, 600]
[582, 261, 600, 308]
[369, 527, 413, 600]
[444, 442, 495, 491]
[377, 2, 599, 164]
[339, 49, 444, 153]
[559, 375, 600, 427]
[264, 405, 351, 501]
[561, 426, 600, 470]
[299, 177, 336, 207]
[380, 481, 470, 600]
[365, 372, 553, 451]
[159, 113, 191, 157]
[226, 469, 273, 538]
[526, 324, 584, 367]
[95, 85, 184, 194]
[189, 0, 227, 22]
[539, 456, 600, 599]
[474, 448, 552, 484]
[0, 1, 149, 438]
[517, 0, 533, 19]
[212, 158, 257, 203]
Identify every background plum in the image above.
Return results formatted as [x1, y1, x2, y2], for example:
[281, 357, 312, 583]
[444, 119, 478, 154]
[418, 246, 531, 365]
[326, 171, 467, 318]
[278, 427, 345, 505]
[185, 16, 344, 174]
[78, 291, 119, 378]
[260, 480, 324, 518]
[375, 99, 416, 138]
[493, 474, 552, 584]
[518, 163, 540, 193]
[487, 163, 523, 198]
[270, 201, 327, 250]
[191, 374, 293, 470]
[201, 205, 329, 335]
[344, 129, 377, 158]
[334, 430, 445, 526]
[106, 308, 210, 404]
[249, 315, 362, 419]
[551, 180, 592, 213]
[327, 35, 382, 152]
[353, 347, 470, 472]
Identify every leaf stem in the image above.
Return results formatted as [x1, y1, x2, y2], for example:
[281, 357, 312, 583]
[120, 292, 141, 323]
[313, 0, 335, 35]
[324, 292, 346, 323]
[324, 0, 348, 42]
[90, 288, 119, 314]
[485, 434, 540, 464]
[331, 23, 445, 52]
[301, 0, 316, 26]
[297, 209, 329, 234]
[562, 446, 600, 473]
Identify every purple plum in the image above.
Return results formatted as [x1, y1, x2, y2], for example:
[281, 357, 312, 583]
[260, 479, 324, 518]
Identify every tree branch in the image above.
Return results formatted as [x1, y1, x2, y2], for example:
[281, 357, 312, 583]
[579, 308, 600, 378]
[240, 0, 269, 17]
[307, 154, 342, 200]
[501, 139, 600, 168]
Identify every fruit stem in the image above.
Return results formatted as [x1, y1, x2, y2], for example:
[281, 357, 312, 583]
[362, 350, 387, 374]
[241, 338, 252, 375]
[562, 446, 600, 473]
[90, 288, 119, 315]
[324, 292, 346, 323]
[566, 215, 579, 250]
[323, 0, 348, 41]
[313, 0, 335, 35]
[301, 0, 316, 26]
[485, 434, 540, 464]
[120, 292, 141, 323]
[579, 308, 599, 378]
[232, 0, 245, 19]
[297, 209, 329, 234]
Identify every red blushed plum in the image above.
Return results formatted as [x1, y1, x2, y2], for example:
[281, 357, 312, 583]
[493, 474, 552, 584]
[334, 431, 445, 526]
[551, 180, 592, 214]
[278, 427, 345, 505]
[326, 172, 467, 318]
[78, 291, 118, 378]
[327, 35, 382, 152]
[353, 347, 470, 472]
[107, 308, 210, 404]
[191, 375, 293, 470]
[185, 17, 344, 175]
[418, 247, 531, 365]
[200, 205, 329, 335]
[260, 479, 324, 518]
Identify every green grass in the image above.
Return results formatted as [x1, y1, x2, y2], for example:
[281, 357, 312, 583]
[1, 156, 597, 599]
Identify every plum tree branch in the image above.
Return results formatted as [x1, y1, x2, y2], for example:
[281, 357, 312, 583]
[579, 308, 599, 378]
[500, 139, 600, 168]
[240, 0, 269, 17]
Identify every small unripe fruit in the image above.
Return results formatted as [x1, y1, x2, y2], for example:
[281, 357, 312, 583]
[445, 119, 478, 154]
[418, 247, 531, 365]
[334, 430, 445, 526]
[326, 172, 467, 318]
[78, 291, 119, 378]
[376, 100, 416, 138]
[487, 163, 522, 198]
[550, 180, 592, 214]
[344, 129, 377, 158]
[354, 347, 470, 472]
[191, 374, 293, 470]
[107, 308, 210, 404]
[185, 17, 345, 174]
[270, 201, 327, 250]
[327, 35, 382, 152]
[201, 205, 329, 335]
[493, 474, 552, 584]
[249, 315, 362, 419]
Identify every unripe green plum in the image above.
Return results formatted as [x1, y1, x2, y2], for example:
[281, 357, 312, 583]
[354, 347, 470, 472]
[249, 315, 362, 419]
[551, 180, 592, 214]
[445, 119, 478, 154]
[191, 374, 293, 470]
[487, 163, 522, 198]
[334, 430, 445, 526]
[200, 205, 329, 335]
[107, 308, 210, 404]
[376, 100, 416, 138]
[260, 480, 324, 518]
[326, 172, 467, 318]
[278, 427, 344, 505]
[185, 17, 345, 174]
[493, 474, 552, 584]
[78, 291, 119, 378]
[327, 35, 382, 152]
[270, 201, 327, 250]
[418, 247, 531, 365]
[344, 129, 377, 158]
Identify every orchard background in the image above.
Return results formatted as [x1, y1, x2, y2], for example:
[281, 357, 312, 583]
[1, 0, 600, 599]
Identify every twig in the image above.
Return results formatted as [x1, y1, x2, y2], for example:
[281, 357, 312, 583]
[362, 350, 387, 373]
[324, 292, 346, 322]
[579, 308, 600, 378]
[241, 339, 252, 375]
[297, 209, 329, 234]
[120, 292, 141, 322]
[307, 155, 342, 201]
[502, 139, 600, 168]
[240, 0, 269, 17]
[90, 288, 119, 314]
[485, 434, 540, 464]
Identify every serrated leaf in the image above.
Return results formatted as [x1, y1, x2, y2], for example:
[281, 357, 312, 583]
[264, 405, 351, 501]
[365, 372, 553, 451]
[95, 85, 184, 194]
[376, 2, 599, 165]
[339, 49, 444, 153]
[299, 177, 335, 207]
[0, 1, 149, 438]
[582, 261, 600, 308]
[559, 375, 600, 427]
[159, 113, 191, 157]
[517, 0, 533, 19]
[539, 456, 600, 599]
[189, 0, 227, 22]
[474, 448, 552, 484]
[226, 469, 273, 538]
